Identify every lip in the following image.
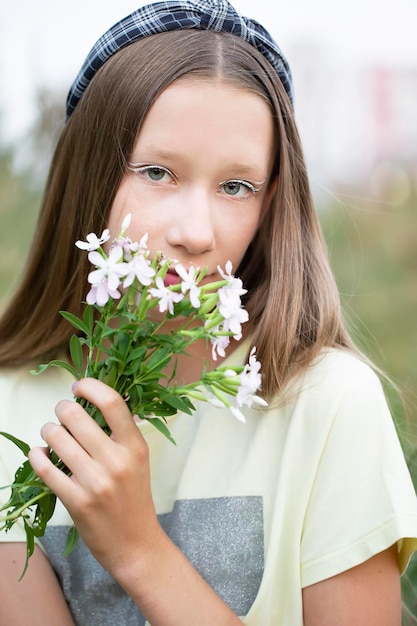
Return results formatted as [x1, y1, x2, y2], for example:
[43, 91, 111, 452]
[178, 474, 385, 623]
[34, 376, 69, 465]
[164, 269, 180, 287]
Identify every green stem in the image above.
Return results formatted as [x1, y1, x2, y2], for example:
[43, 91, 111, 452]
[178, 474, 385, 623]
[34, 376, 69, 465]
[0, 489, 52, 523]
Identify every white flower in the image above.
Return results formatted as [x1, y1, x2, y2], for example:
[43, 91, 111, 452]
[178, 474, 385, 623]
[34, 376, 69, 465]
[209, 332, 230, 361]
[149, 277, 184, 315]
[123, 253, 156, 288]
[236, 347, 266, 408]
[217, 261, 247, 297]
[215, 261, 249, 339]
[217, 287, 249, 339]
[206, 396, 226, 409]
[115, 237, 139, 261]
[87, 245, 129, 291]
[175, 264, 201, 308]
[86, 282, 121, 306]
[120, 213, 132, 233]
[229, 405, 247, 423]
[217, 260, 234, 280]
[208, 388, 247, 423]
[75, 229, 111, 251]
[117, 232, 151, 262]
[138, 233, 150, 252]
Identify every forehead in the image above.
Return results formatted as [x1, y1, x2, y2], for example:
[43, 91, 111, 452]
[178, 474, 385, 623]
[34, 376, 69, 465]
[132, 79, 275, 175]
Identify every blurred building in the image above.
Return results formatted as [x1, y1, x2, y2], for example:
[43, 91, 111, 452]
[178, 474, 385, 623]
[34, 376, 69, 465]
[288, 42, 417, 198]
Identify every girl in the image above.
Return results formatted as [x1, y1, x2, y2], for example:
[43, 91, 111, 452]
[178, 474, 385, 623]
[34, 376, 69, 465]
[1, 2, 416, 624]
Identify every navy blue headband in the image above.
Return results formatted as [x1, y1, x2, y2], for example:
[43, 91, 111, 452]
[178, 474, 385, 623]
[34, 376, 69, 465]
[66, 0, 293, 119]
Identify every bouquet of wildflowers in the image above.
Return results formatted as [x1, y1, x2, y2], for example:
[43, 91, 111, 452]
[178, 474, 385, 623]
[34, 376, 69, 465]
[0, 214, 265, 576]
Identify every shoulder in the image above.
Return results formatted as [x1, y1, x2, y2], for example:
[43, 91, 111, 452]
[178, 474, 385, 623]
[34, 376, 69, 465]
[0, 363, 74, 441]
[305, 347, 381, 391]
[0, 362, 73, 401]
[295, 348, 385, 410]
[273, 348, 394, 443]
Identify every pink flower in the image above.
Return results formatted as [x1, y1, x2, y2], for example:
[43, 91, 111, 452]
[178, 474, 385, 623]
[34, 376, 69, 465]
[86, 245, 129, 305]
[86, 282, 121, 306]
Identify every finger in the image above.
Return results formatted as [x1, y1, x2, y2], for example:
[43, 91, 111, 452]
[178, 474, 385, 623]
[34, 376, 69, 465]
[28, 446, 79, 502]
[72, 378, 139, 443]
[39, 420, 93, 475]
[55, 399, 111, 458]
[36, 421, 113, 496]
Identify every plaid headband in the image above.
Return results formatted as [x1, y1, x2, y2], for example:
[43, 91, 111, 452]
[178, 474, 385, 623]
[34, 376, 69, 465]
[66, 0, 294, 118]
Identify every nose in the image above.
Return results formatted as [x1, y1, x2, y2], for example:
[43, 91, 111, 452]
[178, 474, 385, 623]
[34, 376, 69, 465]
[165, 188, 216, 256]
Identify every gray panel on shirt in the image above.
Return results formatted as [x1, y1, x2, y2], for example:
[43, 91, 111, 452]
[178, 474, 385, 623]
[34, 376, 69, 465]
[41, 496, 264, 625]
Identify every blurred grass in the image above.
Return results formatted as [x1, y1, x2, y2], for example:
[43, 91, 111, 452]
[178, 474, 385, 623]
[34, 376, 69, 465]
[318, 184, 417, 623]
[319, 189, 417, 446]
[0, 149, 41, 304]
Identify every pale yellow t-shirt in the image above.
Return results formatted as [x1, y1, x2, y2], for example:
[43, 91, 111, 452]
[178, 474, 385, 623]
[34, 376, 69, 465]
[1, 344, 417, 625]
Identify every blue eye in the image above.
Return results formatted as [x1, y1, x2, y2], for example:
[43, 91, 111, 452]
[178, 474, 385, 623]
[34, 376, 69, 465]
[147, 167, 169, 181]
[128, 164, 173, 183]
[223, 181, 243, 196]
[220, 179, 259, 198]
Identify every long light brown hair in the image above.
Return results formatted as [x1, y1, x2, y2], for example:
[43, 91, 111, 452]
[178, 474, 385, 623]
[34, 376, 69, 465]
[0, 30, 354, 398]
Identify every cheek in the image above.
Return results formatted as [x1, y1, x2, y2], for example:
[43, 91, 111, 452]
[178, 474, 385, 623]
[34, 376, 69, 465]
[239, 202, 264, 241]
[107, 179, 157, 243]
[225, 214, 261, 263]
[107, 180, 132, 235]
[108, 178, 172, 244]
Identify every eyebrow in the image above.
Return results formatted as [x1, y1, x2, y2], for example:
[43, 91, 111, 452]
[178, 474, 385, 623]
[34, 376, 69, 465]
[130, 147, 269, 181]
[131, 146, 178, 162]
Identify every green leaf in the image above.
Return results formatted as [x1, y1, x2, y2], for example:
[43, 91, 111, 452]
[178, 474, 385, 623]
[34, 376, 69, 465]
[0, 432, 30, 457]
[20, 519, 35, 580]
[69, 334, 84, 376]
[60, 310, 90, 336]
[147, 418, 176, 445]
[64, 525, 80, 556]
[160, 394, 195, 415]
[125, 346, 146, 363]
[83, 305, 94, 336]
[141, 403, 177, 418]
[30, 360, 79, 379]
[14, 459, 36, 483]
[36, 492, 57, 528]
[145, 348, 171, 372]
[116, 332, 131, 358]
[127, 385, 141, 410]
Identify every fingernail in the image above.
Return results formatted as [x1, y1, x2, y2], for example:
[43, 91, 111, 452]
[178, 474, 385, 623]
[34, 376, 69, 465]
[71, 381, 78, 393]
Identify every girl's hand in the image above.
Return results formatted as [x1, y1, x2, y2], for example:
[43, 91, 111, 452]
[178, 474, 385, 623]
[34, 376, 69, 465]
[29, 379, 244, 625]
[28, 378, 160, 576]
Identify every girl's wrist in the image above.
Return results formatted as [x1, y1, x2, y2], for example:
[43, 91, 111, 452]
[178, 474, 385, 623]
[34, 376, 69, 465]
[110, 529, 243, 626]
[108, 519, 169, 589]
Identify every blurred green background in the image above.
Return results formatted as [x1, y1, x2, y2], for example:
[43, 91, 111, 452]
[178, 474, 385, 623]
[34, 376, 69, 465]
[0, 95, 416, 622]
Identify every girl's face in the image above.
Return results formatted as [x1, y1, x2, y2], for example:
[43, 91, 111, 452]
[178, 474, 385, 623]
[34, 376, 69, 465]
[108, 79, 275, 282]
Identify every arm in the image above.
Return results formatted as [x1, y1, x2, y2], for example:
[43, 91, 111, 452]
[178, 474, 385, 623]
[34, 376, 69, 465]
[302, 544, 401, 626]
[28, 378, 243, 626]
[0, 543, 75, 626]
